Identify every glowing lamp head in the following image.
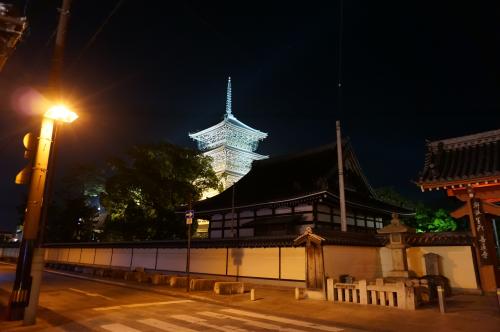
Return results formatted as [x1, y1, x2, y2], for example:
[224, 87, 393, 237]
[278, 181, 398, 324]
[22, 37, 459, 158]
[44, 104, 78, 123]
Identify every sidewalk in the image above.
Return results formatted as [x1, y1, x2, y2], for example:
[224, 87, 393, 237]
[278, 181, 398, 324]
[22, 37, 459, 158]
[38, 269, 500, 331]
[2, 266, 500, 332]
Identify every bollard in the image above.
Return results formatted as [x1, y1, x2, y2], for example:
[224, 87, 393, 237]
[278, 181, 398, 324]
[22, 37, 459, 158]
[295, 287, 301, 300]
[437, 286, 446, 314]
[250, 289, 256, 301]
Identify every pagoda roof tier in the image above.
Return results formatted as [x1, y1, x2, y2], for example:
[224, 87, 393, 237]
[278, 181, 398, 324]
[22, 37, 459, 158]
[189, 114, 267, 151]
[417, 128, 500, 190]
[189, 77, 267, 152]
[206, 145, 268, 175]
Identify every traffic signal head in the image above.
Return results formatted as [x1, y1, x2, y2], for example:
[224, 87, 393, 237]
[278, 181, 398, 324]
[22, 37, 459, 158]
[15, 132, 35, 185]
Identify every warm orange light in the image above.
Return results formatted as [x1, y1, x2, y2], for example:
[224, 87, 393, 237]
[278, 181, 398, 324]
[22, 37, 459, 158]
[44, 104, 78, 123]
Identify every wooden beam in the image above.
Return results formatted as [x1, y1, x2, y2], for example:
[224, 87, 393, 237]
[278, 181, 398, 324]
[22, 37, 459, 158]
[482, 202, 500, 216]
[450, 200, 500, 218]
[421, 176, 500, 191]
[450, 203, 469, 219]
[448, 186, 500, 202]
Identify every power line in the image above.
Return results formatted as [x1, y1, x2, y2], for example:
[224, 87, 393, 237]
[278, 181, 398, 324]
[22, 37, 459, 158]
[337, 0, 344, 117]
[70, 0, 125, 67]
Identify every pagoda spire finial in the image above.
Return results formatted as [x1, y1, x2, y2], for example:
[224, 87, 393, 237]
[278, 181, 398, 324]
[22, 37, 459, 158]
[225, 76, 232, 117]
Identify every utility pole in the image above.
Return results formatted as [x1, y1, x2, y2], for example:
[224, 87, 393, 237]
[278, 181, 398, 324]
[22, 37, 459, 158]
[185, 197, 193, 293]
[7, 0, 73, 323]
[336, 121, 347, 232]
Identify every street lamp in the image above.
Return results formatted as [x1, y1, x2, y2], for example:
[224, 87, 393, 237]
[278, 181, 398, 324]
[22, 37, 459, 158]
[7, 103, 77, 323]
[44, 104, 78, 123]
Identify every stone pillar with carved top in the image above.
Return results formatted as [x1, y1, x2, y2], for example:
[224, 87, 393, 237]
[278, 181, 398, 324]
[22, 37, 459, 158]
[378, 213, 415, 278]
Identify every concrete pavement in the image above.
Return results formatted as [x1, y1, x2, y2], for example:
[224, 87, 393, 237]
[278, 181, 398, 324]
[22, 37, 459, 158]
[0, 263, 499, 332]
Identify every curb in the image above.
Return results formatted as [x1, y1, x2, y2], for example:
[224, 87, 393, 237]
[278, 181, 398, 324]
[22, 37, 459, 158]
[45, 269, 227, 306]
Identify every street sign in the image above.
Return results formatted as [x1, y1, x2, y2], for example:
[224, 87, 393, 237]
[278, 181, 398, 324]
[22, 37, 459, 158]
[185, 210, 194, 224]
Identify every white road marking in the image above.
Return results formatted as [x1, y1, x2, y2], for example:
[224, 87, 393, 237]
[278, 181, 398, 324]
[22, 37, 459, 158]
[94, 305, 122, 311]
[222, 308, 344, 332]
[198, 311, 306, 332]
[123, 300, 193, 308]
[220, 325, 249, 332]
[68, 288, 114, 301]
[101, 323, 142, 332]
[138, 318, 198, 332]
[93, 300, 193, 311]
[171, 314, 249, 332]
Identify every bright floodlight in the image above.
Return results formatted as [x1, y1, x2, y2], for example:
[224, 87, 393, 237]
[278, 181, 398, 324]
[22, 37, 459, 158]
[44, 104, 78, 123]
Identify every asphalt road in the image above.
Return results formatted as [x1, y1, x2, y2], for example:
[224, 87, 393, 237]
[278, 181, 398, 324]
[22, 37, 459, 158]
[0, 264, 364, 332]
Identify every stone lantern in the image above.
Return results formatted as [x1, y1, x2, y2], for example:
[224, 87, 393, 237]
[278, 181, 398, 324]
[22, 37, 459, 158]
[377, 213, 415, 278]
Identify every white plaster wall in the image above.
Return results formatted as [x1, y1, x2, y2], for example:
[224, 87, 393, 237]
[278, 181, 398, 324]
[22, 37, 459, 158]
[210, 230, 222, 238]
[156, 248, 186, 272]
[94, 248, 112, 266]
[406, 246, 477, 289]
[190, 248, 227, 275]
[280, 247, 305, 280]
[239, 228, 254, 237]
[67, 248, 81, 263]
[3, 247, 18, 258]
[110, 248, 132, 268]
[131, 248, 157, 270]
[323, 245, 382, 281]
[45, 248, 59, 261]
[228, 248, 279, 278]
[58, 248, 70, 262]
[80, 248, 95, 265]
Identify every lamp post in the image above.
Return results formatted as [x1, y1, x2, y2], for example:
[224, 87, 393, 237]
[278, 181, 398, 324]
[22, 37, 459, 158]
[7, 104, 77, 322]
[8, 0, 73, 322]
[185, 199, 193, 293]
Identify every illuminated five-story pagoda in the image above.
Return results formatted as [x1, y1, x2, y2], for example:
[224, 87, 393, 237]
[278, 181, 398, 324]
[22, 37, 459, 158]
[189, 77, 268, 197]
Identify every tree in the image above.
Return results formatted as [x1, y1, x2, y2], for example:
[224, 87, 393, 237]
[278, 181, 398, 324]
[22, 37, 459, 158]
[43, 165, 101, 243]
[375, 187, 459, 233]
[374, 187, 417, 209]
[100, 142, 218, 240]
[44, 197, 98, 243]
[412, 207, 458, 233]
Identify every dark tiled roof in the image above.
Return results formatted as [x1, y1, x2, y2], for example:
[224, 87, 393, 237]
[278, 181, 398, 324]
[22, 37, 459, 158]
[39, 231, 472, 249]
[418, 129, 500, 186]
[42, 237, 298, 249]
[405, 232, 472, 246]
[194, 142, 406, 214]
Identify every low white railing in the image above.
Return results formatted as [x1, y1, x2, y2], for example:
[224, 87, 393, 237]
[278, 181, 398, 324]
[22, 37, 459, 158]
[327, 278, 416, 310]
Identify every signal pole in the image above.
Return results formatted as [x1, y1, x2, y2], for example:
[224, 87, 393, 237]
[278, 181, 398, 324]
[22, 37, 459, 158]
[185, 198, 193, 293]
[7, 0, 73, 323]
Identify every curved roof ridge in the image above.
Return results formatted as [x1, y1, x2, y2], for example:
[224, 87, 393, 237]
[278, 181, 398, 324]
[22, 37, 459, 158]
[428, 128, 500, 150]
[253, 140, 349, 167]
[224, 114, 267, 136]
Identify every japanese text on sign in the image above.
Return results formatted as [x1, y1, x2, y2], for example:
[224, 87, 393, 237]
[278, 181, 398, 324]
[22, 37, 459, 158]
[472, 199, 489, 262]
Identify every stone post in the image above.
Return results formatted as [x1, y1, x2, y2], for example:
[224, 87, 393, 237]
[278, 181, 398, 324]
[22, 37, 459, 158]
[377, 213, 415, 278]
[358, 280, 367, 304]
[423, 253, 440, 275]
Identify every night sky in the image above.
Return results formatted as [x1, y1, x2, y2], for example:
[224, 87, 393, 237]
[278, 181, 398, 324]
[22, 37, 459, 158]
[0, 1, 498, 231]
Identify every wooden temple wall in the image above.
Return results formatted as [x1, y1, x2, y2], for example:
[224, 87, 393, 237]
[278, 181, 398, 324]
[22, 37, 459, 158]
[207, 203, 386, 239]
